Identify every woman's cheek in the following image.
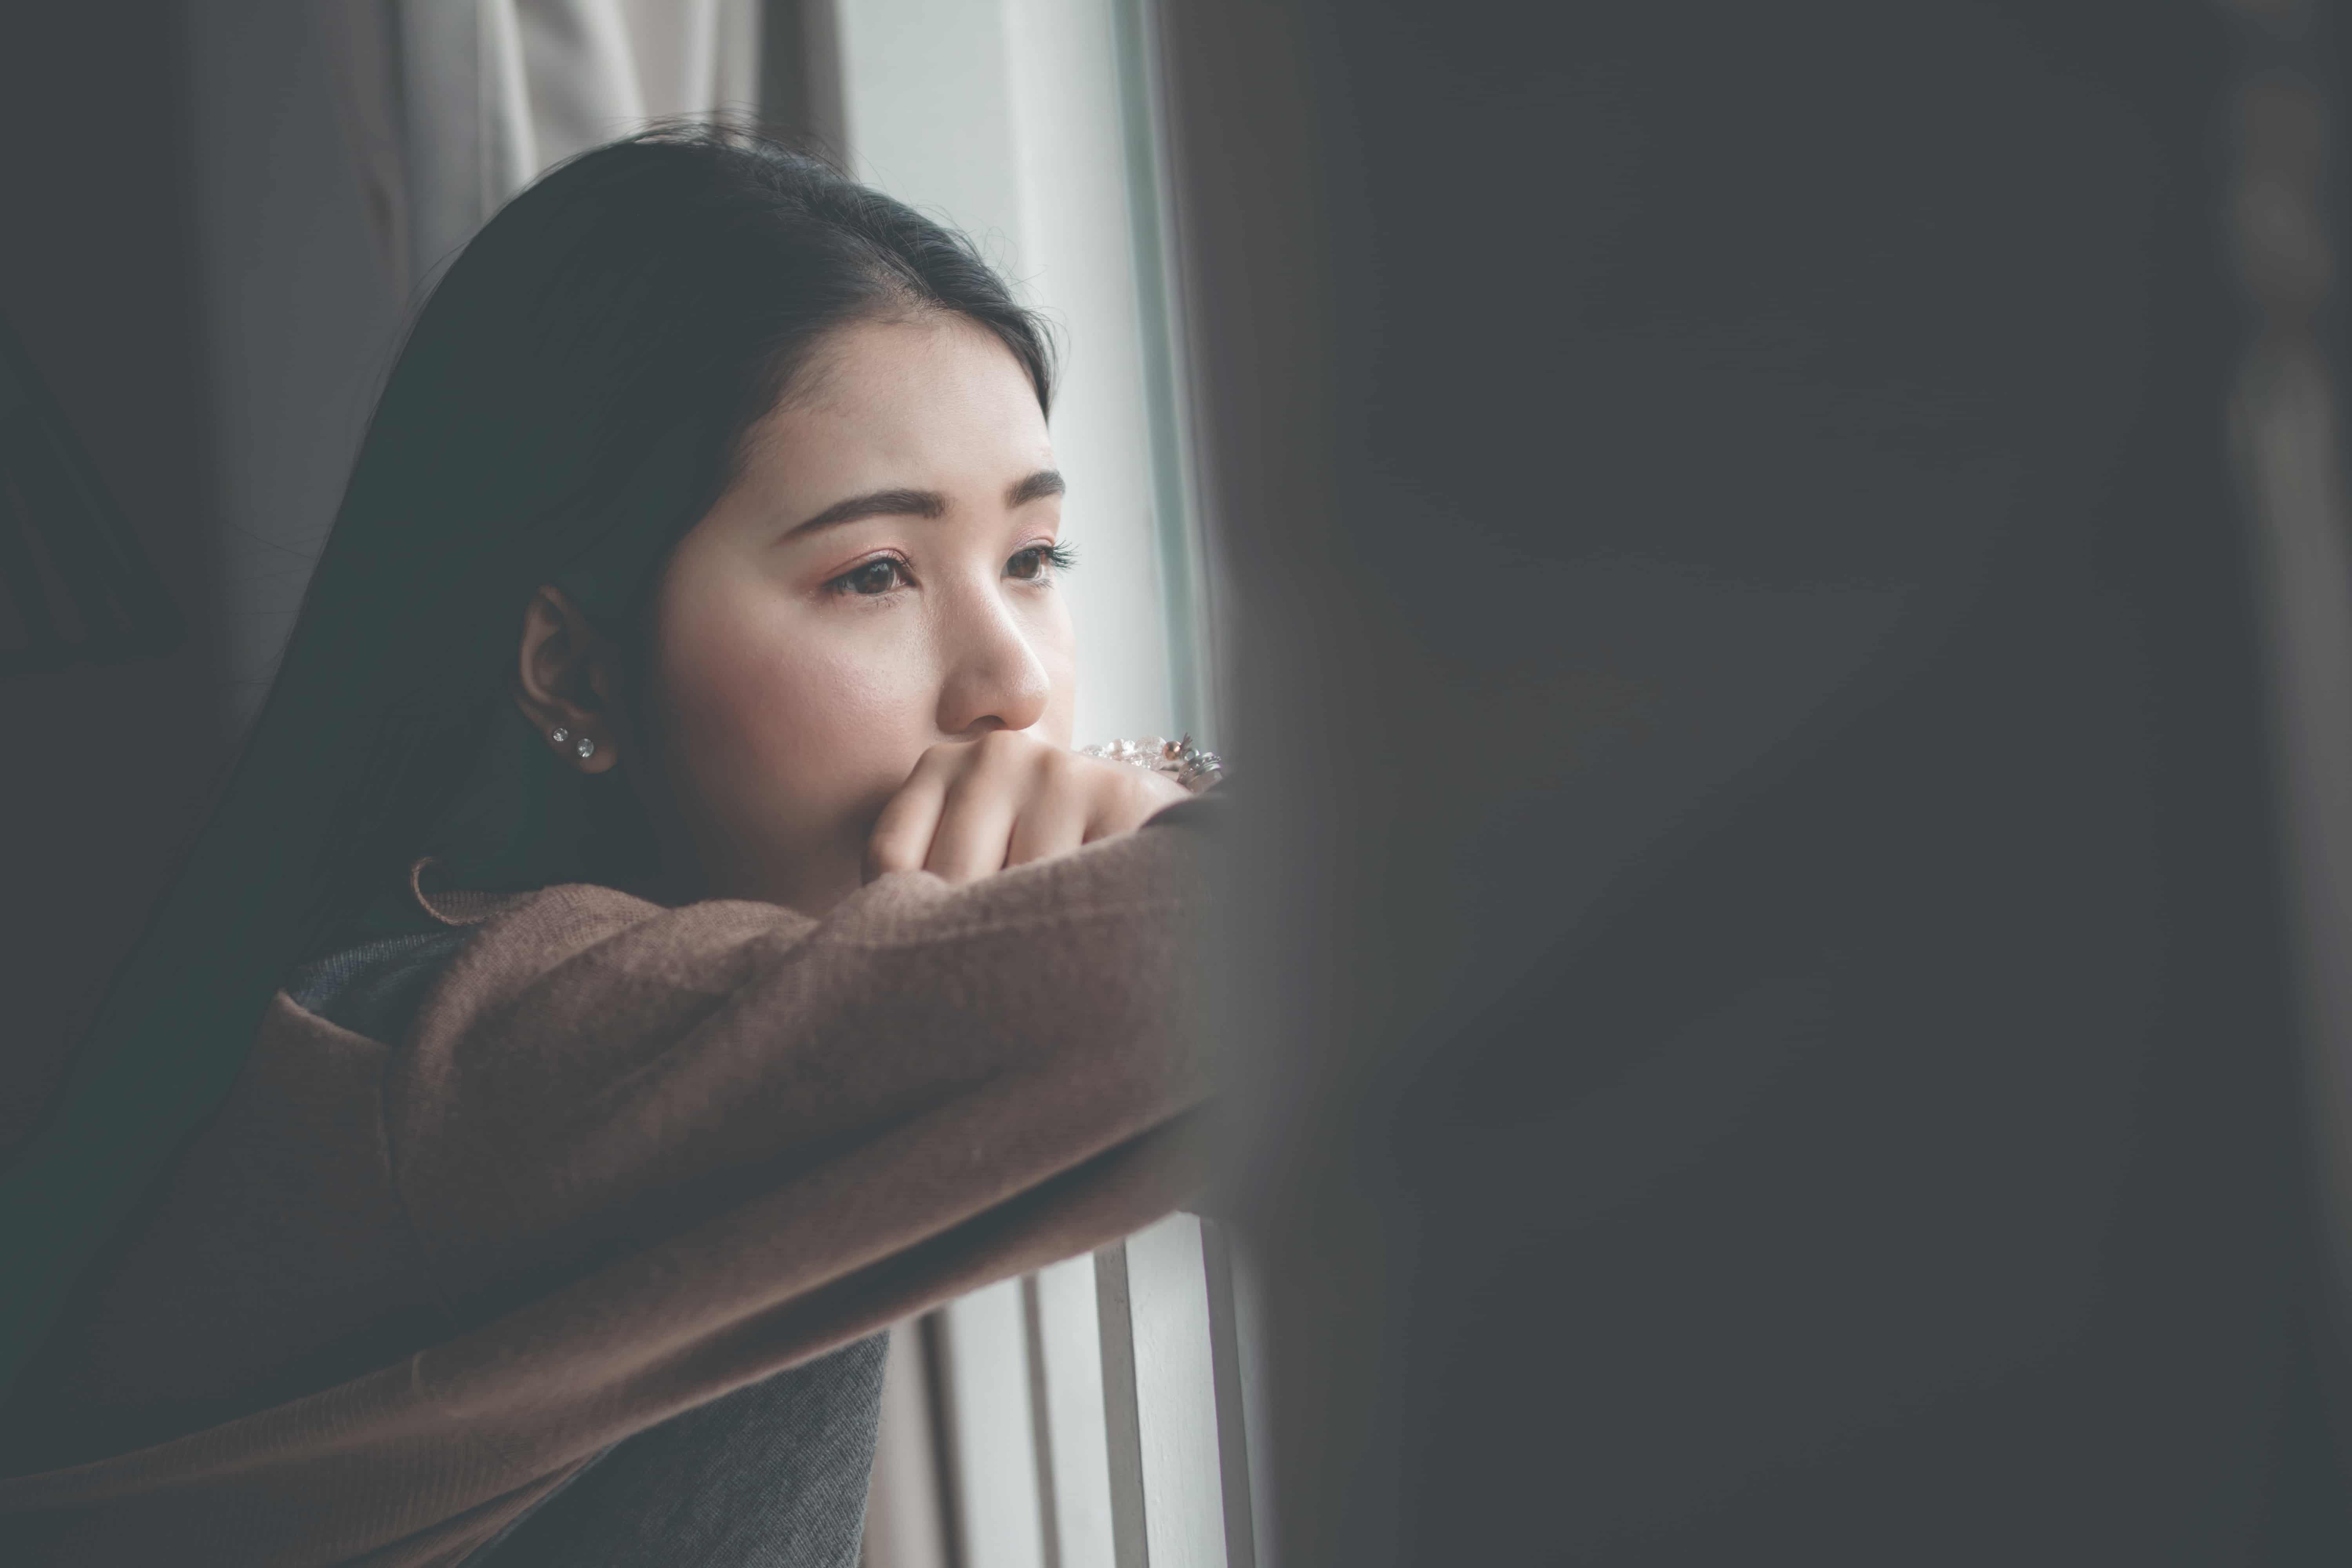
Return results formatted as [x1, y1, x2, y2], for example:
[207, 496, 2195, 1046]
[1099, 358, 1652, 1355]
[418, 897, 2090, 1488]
[673, 603, 920, 833]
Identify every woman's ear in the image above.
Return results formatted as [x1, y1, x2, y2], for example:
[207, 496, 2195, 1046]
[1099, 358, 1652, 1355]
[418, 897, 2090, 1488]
[514, 585, 625, 775]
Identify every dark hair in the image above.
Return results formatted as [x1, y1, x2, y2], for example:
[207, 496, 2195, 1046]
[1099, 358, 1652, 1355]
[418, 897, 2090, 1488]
[0, 126, 1052, 1397]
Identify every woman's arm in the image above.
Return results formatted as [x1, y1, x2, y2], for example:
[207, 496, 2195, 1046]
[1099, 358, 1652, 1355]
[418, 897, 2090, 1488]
[386, 800, 1219, 1330]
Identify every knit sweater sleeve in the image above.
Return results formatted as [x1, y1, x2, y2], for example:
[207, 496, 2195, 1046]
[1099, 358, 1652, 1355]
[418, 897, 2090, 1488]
[385, 802, 1219, 1329]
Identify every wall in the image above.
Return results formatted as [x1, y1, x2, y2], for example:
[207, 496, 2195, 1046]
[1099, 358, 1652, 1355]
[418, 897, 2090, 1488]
[0, 7, 234, 1148]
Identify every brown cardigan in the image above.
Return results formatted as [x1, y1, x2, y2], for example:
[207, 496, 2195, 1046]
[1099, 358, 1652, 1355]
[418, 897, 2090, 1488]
[0, 804, 1216, 1565]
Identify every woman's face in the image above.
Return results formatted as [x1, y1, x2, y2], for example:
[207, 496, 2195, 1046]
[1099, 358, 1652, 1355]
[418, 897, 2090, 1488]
[633, 312, 1075, 914]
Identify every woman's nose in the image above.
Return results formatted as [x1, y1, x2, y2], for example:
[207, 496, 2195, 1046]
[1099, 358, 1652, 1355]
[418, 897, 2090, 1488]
[934, 585, 1052, 737]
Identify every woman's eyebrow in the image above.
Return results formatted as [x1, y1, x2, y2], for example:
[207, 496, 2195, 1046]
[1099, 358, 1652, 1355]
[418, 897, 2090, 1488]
[786, 487, 947, 536]
[785, 471, 1062, 537]
[1007, 468, 1065, 507]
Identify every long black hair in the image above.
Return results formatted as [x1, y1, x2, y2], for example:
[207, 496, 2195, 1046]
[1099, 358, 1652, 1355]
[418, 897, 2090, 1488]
[0, 125, 1054, 1397]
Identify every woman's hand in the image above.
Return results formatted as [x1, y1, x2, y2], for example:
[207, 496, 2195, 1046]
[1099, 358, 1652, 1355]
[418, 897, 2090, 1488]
[866, 729, 1192, 886]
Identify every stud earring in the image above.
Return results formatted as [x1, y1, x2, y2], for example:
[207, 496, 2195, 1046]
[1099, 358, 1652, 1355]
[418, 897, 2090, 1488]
[549, 726, 570, 747]
[575, 736, 597, 760]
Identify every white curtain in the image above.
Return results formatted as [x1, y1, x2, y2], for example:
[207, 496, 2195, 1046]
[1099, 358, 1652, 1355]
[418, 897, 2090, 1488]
[323, 0, 757, 305]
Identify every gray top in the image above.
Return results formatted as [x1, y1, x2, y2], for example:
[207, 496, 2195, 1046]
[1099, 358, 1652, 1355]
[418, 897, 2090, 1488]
[283, 929, 475, 1043]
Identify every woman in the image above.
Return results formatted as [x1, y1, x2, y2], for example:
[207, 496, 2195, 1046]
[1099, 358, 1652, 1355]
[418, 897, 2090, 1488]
[0, 127, 1221, 1564]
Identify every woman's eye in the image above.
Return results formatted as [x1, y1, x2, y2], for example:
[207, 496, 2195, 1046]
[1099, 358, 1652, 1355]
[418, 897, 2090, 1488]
[831, 557, 909, 596]
[1007, 543, 1075, 582]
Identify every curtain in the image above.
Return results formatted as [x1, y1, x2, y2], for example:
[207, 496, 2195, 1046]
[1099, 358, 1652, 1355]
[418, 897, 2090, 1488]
[322, 0, 755, 305]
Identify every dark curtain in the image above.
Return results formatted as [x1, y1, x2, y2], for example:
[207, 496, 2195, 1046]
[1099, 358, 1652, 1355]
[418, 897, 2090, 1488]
[1176, 2, 2352, 1561]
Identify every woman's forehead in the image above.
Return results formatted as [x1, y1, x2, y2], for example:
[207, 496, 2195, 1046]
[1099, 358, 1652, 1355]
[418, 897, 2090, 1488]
[739, 317, 1054, 501]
